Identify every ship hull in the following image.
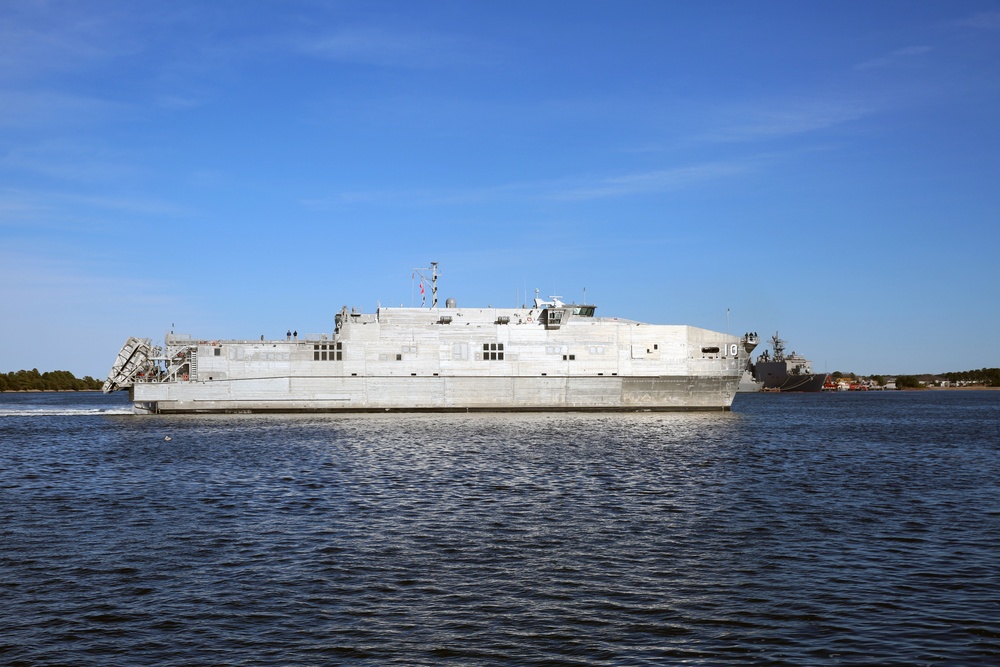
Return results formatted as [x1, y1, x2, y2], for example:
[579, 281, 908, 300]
[754, 362, 827, 392]
[132, 373, 741, 413]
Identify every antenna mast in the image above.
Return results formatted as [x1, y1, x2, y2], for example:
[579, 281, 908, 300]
[412, 261, 440, 308]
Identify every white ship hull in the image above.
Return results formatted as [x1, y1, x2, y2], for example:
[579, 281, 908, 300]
[108, 297, 759, 414]
[131, 373, 741, 413]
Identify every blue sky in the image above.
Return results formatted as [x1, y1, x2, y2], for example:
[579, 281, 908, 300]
[3, 1, 999, 378]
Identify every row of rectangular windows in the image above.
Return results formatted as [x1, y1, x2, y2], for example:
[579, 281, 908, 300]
[308, 341, 616, 363]
[314, 342, 343, 361]
[483, 343, 504, 361]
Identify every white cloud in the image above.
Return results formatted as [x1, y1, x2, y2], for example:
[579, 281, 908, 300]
[955, 10, 1000, 30]
[0, 188, 49, 223]
[0, 186, 191, 237]
[0, 9, 124, 82]
[705, 98, 875, 143]
[153, 93, 208, 110]
[293, 26, 493, 69]
[856, 45, 933, 70]
[300, 160, 748, 210]
[0, 140, 138, 184]
[545, 164, 748, 201]
[0, 90, 124, 128]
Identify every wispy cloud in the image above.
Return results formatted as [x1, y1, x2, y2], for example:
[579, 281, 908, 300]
[0, 17, 105, 79]
[856, 45, 933, 70]
[57, 192, 192, 217]
[292, 26, 494, 69]
[153, 93, 209, 110]
[955, 10, 1000, 30]
[0, 189, 47, 223]
[544, 164, 747, 201]
[0, 187, 191, 231]
[704, 98, 875, 143]
[0, 90, 125, 128]
[299, 183, 512, 210]
[300, 160, 748, 210]
[0, 140, 138, 184]
[0, 2, 142, 82]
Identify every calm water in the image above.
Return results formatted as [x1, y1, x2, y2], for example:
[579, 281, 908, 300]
[1, 390, 998, 665]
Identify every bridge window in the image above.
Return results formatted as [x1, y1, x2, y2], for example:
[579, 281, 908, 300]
[483, 343, 504, 361]
[314, 342, 343, 361]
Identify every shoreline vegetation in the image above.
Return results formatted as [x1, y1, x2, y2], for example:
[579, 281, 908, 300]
[892, 369, 1000, 389]
[830, 369, 999, 389]
[1, 370, 103, 392]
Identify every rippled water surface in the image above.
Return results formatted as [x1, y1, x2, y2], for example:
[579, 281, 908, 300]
[2, 390, 998, 665]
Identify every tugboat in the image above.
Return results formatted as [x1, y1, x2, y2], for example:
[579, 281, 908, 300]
[751, 332, 827, 392]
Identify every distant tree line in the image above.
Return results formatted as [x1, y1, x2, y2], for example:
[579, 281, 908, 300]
[0, 369, 103, 391]
[895, 375, 923, 389]
[943, 368, 1000, 387]
[830, 369, 1000, 389]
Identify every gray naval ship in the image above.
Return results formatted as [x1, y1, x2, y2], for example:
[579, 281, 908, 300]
[103, 263, 760, 413]
[751, 332, 827, 392]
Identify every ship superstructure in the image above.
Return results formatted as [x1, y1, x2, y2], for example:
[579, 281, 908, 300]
[104, 265, 759, 413]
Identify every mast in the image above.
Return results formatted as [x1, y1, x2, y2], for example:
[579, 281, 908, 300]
[431, 261, 438, 308]
[770, 332, 786, 361]
[413, 261, 440, 308]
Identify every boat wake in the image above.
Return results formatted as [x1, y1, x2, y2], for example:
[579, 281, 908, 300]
[0, 408, 135, 417]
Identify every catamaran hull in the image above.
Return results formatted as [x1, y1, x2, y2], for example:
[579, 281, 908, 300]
[131, 374, 741, 414]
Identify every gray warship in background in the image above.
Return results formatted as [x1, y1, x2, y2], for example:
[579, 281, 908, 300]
[749, 332, 827, 392]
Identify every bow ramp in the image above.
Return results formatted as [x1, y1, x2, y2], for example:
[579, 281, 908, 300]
[102, 337, 155, 393]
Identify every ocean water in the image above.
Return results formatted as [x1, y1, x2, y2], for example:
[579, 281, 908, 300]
[1, 390, 998, 666]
